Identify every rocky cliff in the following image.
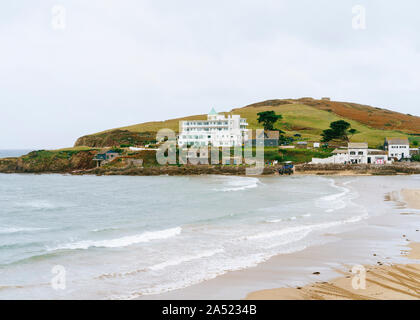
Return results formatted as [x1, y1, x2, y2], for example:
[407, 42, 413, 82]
[0, 150, 97, 173]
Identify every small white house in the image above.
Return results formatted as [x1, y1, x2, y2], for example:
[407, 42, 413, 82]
[310, 142, 392, 165]
[384, 138, 410, 160]
[348, 142, 368, 164]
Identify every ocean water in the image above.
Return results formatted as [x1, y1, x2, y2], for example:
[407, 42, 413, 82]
[0, 173, 419, 299]
[0, 150, 32, 158]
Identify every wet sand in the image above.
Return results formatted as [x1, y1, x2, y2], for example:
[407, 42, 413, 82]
[246, 188, 420, 300]
[246, 242, 420, 300]
[400, 189, 420, 211]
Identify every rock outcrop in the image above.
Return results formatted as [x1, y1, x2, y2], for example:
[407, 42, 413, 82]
[0, 150, 97, 173]
[74, 130, 156, 148]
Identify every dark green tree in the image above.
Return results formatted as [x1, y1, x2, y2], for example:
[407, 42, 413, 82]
[321, 120, 352, 142]
[321, 129, 337, 142]
[257, 111, 282, 131]
[348, 128, 357, 139]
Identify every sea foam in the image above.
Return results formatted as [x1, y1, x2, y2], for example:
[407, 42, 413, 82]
[50, 227, 182, 250]
[214, 176, 260, 192]
[0, 227, 45, 234]
[246, 213, 368, 243]
[148, 248, 225, 271]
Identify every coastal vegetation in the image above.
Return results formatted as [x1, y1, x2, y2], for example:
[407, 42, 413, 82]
[75, 130, 156, 148]
[412, 154, 420, 162]
[0, 149, 97, 173]
[75, 98, 419, 149]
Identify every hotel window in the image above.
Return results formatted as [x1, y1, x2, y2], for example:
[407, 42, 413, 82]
[358, 151, 364, 155]
[350, 151, 356, 155]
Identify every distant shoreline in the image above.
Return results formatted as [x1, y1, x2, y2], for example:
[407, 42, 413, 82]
[1, 149, 420, 176]
[2, 163, 420, 176]
[0, 149, 32, 158]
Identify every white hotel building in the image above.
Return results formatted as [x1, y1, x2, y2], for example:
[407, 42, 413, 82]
[178, 108, 249, 147]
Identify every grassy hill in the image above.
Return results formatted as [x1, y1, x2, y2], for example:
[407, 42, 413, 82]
[75, 98, 420, 148]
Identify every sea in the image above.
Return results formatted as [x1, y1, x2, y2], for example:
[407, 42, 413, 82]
[0, 173, 419, 299]
[0, 150, 32, 158]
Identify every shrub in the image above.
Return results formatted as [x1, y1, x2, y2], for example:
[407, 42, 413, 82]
[411, 154, 420, 162]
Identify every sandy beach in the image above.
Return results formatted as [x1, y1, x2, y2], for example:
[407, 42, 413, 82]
[246, 188, 420, 300]
[401, 189, 420, 210]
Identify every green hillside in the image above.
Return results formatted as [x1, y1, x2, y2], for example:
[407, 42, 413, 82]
[233, 104, 409, 148]
[77, 101, 413, 148]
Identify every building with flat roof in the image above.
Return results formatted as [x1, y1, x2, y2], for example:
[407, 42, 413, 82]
[384, 138, 410, 160]
[178, 108, 249, 147]
[311, 142, 391, 165]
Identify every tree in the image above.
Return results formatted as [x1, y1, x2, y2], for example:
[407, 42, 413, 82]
[348, 128, 357, 139]
[321, 120, 352, 142]
[321, 129, 337, 142]
[257, 111, 282, 131]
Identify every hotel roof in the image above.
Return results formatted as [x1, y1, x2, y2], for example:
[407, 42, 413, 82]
[348, 142, 368, 149]
[368, 149, 387, 155]
[385, 137, 409, 145]
[208, 107, 218, 115]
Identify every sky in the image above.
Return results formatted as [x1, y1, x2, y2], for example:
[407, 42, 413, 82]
[1, 0, 419, 149]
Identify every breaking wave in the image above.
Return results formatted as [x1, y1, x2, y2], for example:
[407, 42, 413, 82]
[214, 176, 260, 192]
[0, 227, 46, 235]
[49, 227, 182, 251]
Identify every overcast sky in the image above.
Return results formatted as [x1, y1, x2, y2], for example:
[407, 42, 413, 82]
[1, 0, 419, 149]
